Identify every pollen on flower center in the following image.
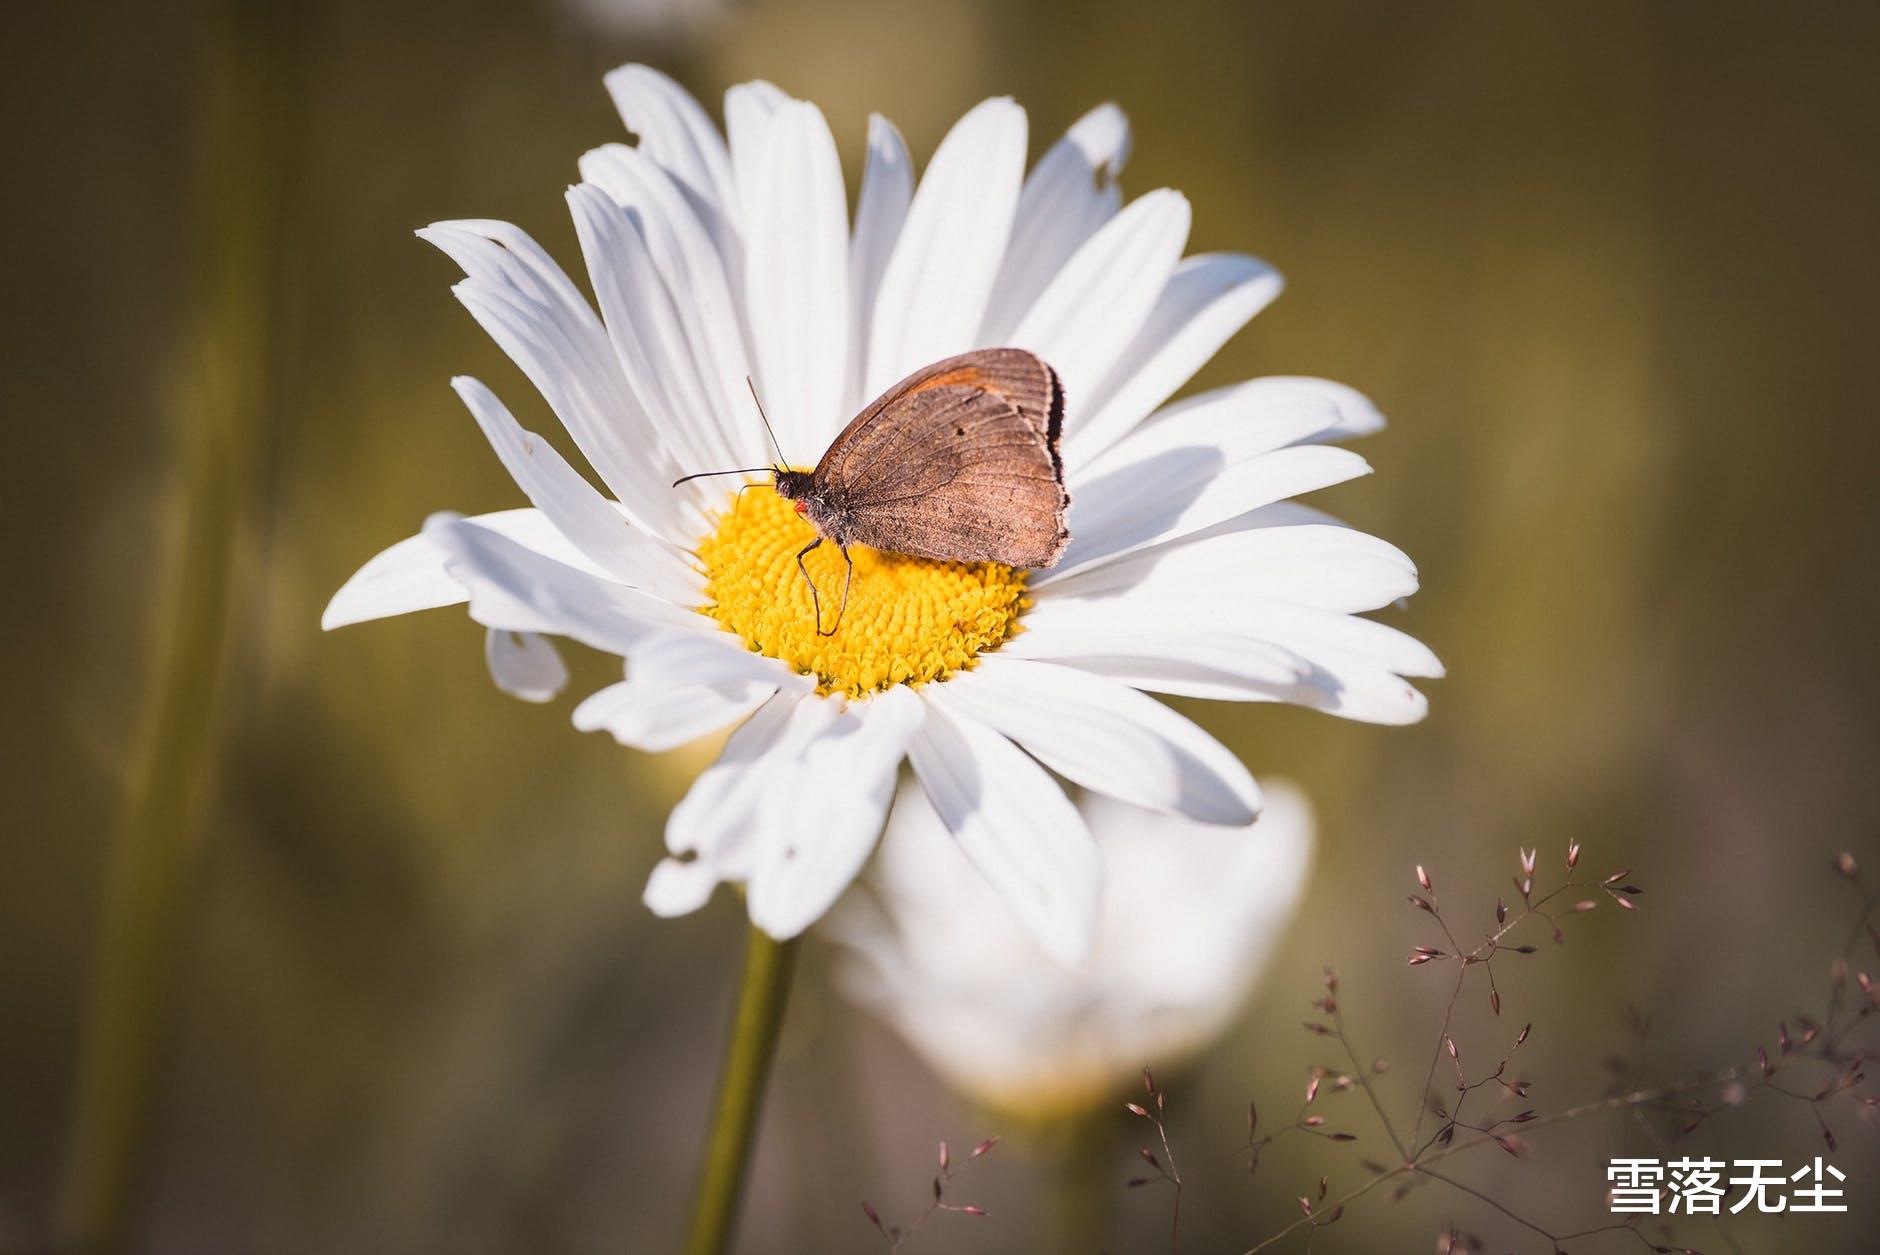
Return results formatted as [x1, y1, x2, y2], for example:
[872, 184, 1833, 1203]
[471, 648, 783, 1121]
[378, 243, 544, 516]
[696, 484, 1028, 698]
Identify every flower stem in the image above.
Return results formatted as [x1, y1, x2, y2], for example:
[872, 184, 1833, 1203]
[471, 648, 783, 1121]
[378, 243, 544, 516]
[682, 926, 798, 1255]
[1049, 1111, 1111, 1255]
[56, 3, 292, 1250]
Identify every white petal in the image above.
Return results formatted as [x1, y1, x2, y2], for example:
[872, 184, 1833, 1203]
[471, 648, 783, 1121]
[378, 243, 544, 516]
[1081, 781, 1315, 1002]
[1200, 500, 1354, 531]
[1055, 444, 1374, 579]
[325, 534, 466, 630]
[662, 692, 804, 872]
[576, 144, 759, 469]
[450, 376, 702, 605]
[603, 64, 737, 236]
[484, 628, 568, 702]
[323, 508, 594, 630]
[1275, 650, 1434, 724]
[644, 856, 720, 918]
[451, 272, 689, 531]
[1022, 596, 1442, 680]
[1247, 376, 1387, 441]
[1036, 522, 1419, 614]
[1077, 377, 1387, 485]
[1010, 602, 1435, 725]
[1065, 253, 1285, 471]
[648, 689, 918, 934]
[422, 511, 702, 653]
[742, 99, 850, 462]
[942, 657, 1260, 824]
[573, 676, 776, 752]
[866, 99, 1027, 395]
[981, 103, 1132, 344]
[1007, 623, 1300, 680]
[1235, 600, 1443, 679]
[907, 689, 1101, 962]
[721, 80, 792, 377]
[1007, 188, 1189, 413]
[651, 683, 923, 935]
[564, 184, 737, 498]
[574, 628, 809, 749]
[632, 628, 810, 691]
[423, 222, 690, 540]
[1003, 628, 1307, 699]
[418, 221, 602, 344]
[746, 687, 924, 939]
[724, 80, 790, 230]
[849, 115, 913, 412]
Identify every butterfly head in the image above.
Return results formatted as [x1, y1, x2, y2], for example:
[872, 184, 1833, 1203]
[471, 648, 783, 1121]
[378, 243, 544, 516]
[772, 468, 814, 503]
[772, 468, 847, 542]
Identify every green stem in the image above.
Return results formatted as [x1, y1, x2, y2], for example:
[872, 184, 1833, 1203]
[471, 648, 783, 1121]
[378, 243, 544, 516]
[56, 3, 291, 1250]
[682, 926, 799, 1255]
[1049, 1111, 1112, 1255]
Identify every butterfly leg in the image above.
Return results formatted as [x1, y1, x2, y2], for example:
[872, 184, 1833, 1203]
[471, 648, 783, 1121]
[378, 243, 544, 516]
[826, 544, 854, 637]
[795, 538, 826, 634]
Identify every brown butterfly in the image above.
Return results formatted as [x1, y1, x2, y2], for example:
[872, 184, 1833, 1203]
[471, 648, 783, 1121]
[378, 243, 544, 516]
[676, 348, 1070, 635]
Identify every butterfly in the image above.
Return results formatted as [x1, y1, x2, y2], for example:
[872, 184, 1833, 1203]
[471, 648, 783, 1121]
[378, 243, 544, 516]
[677, 348, 1070, 635]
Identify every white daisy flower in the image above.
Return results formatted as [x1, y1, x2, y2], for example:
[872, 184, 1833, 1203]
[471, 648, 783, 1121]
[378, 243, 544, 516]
[827, 779, 1315, 1118]
[323, 65, 1439, 961]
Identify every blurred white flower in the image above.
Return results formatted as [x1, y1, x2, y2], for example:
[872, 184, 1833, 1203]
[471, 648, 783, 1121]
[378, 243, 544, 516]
[562, 0, 728, 44]
[829, 779, 1315, 1118]
[324, 65, 1435, 958]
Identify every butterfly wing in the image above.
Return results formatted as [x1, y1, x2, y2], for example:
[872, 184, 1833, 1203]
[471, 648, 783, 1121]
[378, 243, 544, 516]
[823, 347, 1064, 461]
[813, 360, 1070, 567]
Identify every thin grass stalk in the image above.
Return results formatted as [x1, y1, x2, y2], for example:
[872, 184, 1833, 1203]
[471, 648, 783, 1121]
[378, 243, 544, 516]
[57, 3, 293, 1249]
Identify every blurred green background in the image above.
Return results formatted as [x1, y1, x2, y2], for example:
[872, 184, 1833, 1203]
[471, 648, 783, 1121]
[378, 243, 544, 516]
[7, 0, 1879, 1251]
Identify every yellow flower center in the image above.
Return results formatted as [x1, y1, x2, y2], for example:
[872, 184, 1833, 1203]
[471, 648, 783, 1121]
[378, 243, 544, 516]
[696, 484, 1028, 697]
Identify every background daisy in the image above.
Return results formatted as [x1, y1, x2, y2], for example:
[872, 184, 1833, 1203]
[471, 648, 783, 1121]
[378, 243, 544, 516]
[828, 779, 1316, 1119]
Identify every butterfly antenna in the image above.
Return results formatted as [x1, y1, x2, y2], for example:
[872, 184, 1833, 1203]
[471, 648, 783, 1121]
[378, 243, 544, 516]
[746, 376, 787, 467]
[671, 466, 775, 488]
